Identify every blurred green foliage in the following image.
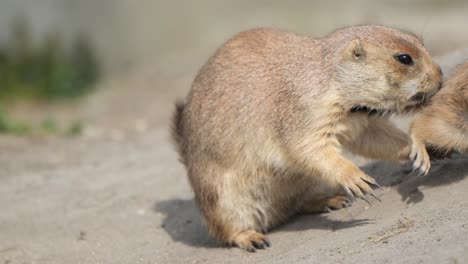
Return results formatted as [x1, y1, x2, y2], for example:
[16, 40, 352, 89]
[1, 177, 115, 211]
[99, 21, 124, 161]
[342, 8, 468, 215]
[0, 106, 31, 135]
[0, 107, 84, 137]
[0, 20, 100, 100]
[0, 20, 99, 136]
[66, 121, 83, 137]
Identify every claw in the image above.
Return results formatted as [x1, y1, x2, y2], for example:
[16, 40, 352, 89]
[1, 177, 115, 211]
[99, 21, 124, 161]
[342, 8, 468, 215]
[370, 191, 382, 202]
[343, 199, 352, 207]
[246, 245, 256, 252]
[411, 162, 421, 173]
[419, 165, 430, 176]
[411, 160, 429, 176]
[358, 195, 371, 205]
[343, 186, 356, 201]
[362, 178, 381, 189]
[252, 240, 266, 249]
[371, 181, 381, 189]
[263, 238, 272, 247]
[418, 168, 426, 177]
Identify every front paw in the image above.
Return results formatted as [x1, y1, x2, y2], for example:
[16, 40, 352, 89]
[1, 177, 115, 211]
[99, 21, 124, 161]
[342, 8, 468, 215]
[409, 136, 431, 176]
[340, 171, 381, 202]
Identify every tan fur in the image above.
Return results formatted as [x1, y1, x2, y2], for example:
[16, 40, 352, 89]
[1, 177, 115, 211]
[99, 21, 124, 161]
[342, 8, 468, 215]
[172, 25, 442, 251]
[410, 62, 468, 173]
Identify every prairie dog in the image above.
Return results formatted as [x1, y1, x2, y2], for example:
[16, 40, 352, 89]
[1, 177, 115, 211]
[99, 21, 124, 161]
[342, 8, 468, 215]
[410, 61, 468, 172]
[172, 25, 442, 251]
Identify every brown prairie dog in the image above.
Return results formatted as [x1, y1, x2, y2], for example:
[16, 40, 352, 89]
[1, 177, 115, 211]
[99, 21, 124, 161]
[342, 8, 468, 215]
[410, 61, 468, 173]
[172, 25, 442, 252]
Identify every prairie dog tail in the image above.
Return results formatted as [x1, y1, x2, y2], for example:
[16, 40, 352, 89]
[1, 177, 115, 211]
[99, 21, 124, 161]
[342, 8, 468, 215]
[171, 100, 186, 163]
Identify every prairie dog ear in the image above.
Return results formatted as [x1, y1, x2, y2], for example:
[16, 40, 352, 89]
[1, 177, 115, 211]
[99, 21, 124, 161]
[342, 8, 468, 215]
[343, 38, 366, 61]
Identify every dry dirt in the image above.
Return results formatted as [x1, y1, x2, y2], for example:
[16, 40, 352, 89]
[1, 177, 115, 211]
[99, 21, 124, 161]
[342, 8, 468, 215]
[1, 51, 468, 264]
[1, 2, 468, 262]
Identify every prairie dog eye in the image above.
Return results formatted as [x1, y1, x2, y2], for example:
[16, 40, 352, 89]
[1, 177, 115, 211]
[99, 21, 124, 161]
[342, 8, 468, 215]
[395, 54, 413, 65]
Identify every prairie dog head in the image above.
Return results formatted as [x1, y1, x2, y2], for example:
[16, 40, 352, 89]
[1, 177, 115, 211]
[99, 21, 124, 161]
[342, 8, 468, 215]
[330, 25, 443, 115]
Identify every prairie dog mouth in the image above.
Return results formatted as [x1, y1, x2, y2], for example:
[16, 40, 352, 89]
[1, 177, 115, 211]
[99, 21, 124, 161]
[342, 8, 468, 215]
[350, 105, 390, 116]
[351, 97, 430, 116]
[403, 94, 433, 112]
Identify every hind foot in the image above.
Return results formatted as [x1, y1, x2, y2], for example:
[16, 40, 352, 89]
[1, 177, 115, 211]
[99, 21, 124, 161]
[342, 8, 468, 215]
[302, 195, 353, 213]
[232, 230, 271, 252]
[325, 195, 353, 210]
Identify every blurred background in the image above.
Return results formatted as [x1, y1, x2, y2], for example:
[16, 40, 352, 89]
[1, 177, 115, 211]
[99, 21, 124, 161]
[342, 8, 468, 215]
[0, 0, 467, 139]
[1, 1, 468, 263]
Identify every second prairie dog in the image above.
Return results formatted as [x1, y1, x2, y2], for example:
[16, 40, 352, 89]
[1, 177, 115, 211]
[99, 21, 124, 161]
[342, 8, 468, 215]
[410, 61, 468, 172]
[172, 25, 442, 252]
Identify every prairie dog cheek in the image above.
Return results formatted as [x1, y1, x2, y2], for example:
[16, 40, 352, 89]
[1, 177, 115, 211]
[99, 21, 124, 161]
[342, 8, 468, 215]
[401, 77, 423, 100]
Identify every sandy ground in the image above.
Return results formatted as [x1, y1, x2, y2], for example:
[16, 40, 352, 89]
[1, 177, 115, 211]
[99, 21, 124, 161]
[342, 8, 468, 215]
[2, 2, 468, 262]
[1, 124, 468, 264]
[1, 51, 468, 264]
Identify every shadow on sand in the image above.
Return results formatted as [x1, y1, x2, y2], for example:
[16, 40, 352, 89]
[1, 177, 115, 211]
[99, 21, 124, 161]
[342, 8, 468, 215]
[154, 156, 468, 248]
[154, 199, 217, 248]
[154, 198, 369, 248]
[362, 155, 468, 204]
